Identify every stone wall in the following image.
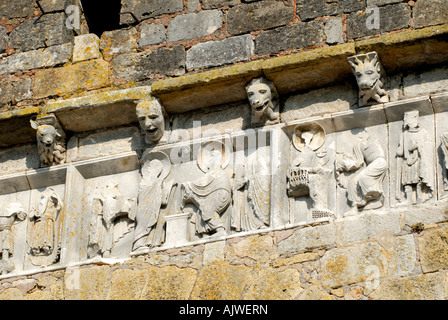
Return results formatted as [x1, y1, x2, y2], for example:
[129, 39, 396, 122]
[1, 0, 447, 111]
[1, 0, 448, 301]
[1, 203, 448, 300]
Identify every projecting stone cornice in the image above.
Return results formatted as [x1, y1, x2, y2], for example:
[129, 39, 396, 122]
[151, 24, 448, 113]
[0, 24, 447, 149]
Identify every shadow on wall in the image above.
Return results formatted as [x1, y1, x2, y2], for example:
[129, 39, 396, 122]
[80, 0, 122, 37]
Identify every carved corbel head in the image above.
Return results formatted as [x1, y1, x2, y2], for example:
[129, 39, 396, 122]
[30, 114, 66, 167]
[136, 98, 167, 144]
[245, 77, 280, 126]
[347, 52, 389, 107]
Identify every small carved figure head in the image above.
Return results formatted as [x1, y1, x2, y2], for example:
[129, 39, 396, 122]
[30, 121, 61, 149]
[136, 99, 167, 143]
[403, 110, 419, 130]
[347, 52, 382, 91]
[245, 77, 278, 114]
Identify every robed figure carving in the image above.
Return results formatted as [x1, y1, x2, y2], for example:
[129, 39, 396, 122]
[28, 188, 63, 266]
[288, 123, 333, 219]
[336, 128, 387, 214]
[231, 155, 270, 232]
[396, 110, 433, 204]
[88, 184, 137, 258]
[133, 151, 175, 251]
[440, 132, 448, 191]
[182, 142, 232, 238]
[0, 203, 26, 274]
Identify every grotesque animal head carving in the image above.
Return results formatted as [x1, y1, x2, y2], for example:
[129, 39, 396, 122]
[30, 117, 66, 167]
[136, 98, 167, 144]
[245, 77, 280, 126]
[347, 52, 388, 107]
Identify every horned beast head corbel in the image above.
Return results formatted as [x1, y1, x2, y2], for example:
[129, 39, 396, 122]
[347, 52, 389, 107]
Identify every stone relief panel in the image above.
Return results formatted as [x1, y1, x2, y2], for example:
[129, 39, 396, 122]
[84, 170, 140, 259]
[286, 120, 336, 223]
[231, 130, 272, 232]
[336, 127, 388, 216]
[0, 198, 27, 275]
[182, 140, 233, 239]
[348, 52, 389, 107]
[133, 150, 175, 253]
[434, 98, 448, 200]
[26, 186, 65, 268]
[386, 99, 436, 207]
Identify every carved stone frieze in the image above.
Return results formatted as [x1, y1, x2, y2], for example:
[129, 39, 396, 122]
[132, 150, 175, 252]
[0, 203, 26, 275]
[28, 188, 63, 267]
[336, 128, 388, 215]
[287, 122, 334, 220]
[182, 140, 232, 238]
[395, 110, 434, 204]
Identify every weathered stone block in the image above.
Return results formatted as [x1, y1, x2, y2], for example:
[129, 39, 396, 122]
[227, 235, 275, 265]
[227, 1, 294, 35]
[414, 0, 448, 28]
[120, 0, 183, 24]
[0, 25, 8, 53]
[10, 12, 74, 52]
[11, 77, 32, 103]
[418, 227, 448, 273]
[75, 126, 144, 161]
[186, 34, 253, 70]
[393, 234, 417, 277]
[167, 11, 223, 42]
[297, 0, 365, 21]
[73, 33, 101, 63]
[202, 0, 239, 9]
[0, 0, 35, 19]
[243, 267, 303, 299]
[282, 84, 357, 123]
[320, 242, 388, 289]
[347, 3, 411, 39]
[141, 266, 198, 300]
[277, 224, 336, 255]
[64, 265, 110, 300]
[339, 211, 401, 244]
[139, 23, 166, 47]
[32, 59, 111, 98]
[403, 66, 448, 98]
[0, 43, 73, 75]
[111, 45, 185, 82]
[367, 0, 402, 6]
[107, 268, 148, 300]
[38, 0, 76, 13]
[254, 21, 323, 56]
[369, 272, 446, 300]
[100, 27, 138, 60]
[191, 261, 253, 299]
[325, 17, 344, 44]
[0, 77, 12, 106]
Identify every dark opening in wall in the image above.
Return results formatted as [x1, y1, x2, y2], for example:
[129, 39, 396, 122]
[80, 0, 122, 37]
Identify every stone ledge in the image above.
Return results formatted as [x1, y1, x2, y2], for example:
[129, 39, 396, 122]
[42, 86, 152, 133]
[0, 106, 39, 148]
[151, 24, 448, 114]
